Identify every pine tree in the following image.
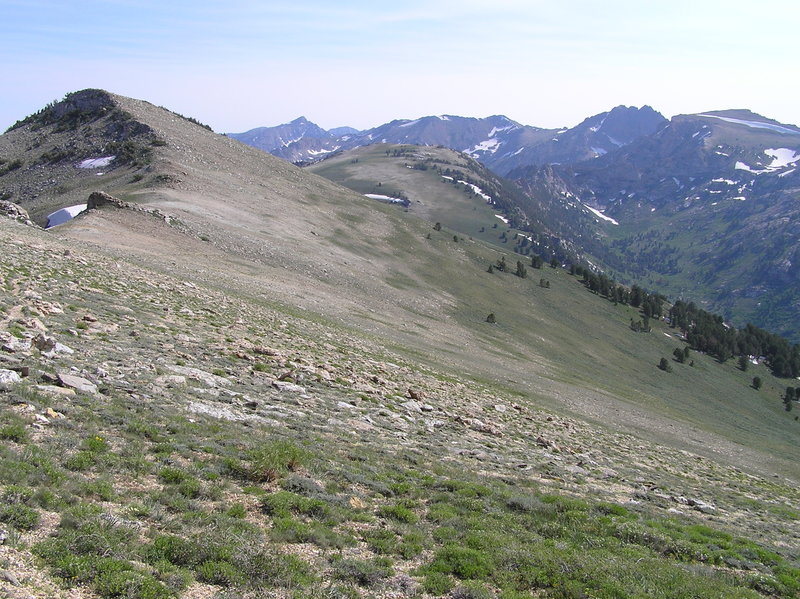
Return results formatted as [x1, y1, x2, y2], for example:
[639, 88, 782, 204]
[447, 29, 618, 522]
[738, 355, 749, 371]
[752, 376, 762, 390]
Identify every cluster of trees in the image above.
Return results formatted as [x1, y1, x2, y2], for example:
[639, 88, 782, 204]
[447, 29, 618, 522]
[784, 387, 800, 411]
[569, 266, 800, 380]
[668, 301, 800, 378]
[572, 266, 665, 318]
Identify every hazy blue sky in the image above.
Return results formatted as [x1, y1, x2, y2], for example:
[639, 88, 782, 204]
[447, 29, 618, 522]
[2, 0, 798, 132]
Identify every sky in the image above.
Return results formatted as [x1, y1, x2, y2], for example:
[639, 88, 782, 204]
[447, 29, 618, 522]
[1, 0, 799, 133]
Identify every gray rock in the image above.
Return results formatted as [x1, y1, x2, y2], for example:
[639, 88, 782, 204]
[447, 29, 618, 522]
[272, 380, 306, 393]
[57, 372, 98, 394]
[402, 400, 422, 413]
[0, 570, 21, 586]
[1, 336, 32, 353]
[0, 369, 22, 390]
[0, 200, 35, 226]
[33, 334, 74, 358]
[167, 365, 228, 387]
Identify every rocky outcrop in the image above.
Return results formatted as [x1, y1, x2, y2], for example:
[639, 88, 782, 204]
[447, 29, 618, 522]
[0, 201, 36, 227]
[87, 191, 133, 210]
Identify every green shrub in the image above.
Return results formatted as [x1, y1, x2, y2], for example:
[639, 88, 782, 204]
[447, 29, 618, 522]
[65, 451, 97, 471]
[378, 502, 419, 524]
[270, 517, 353, 548]
[331, 557, 393, 587]
[80, 479, 115, 501]
[247, 439, 309, 482]
[157, 467, 188, 484]
[196, 560, 243, 586]
[224, 503, 247, 519]
[0, 503, 40, 530]
[84, 435, 111, 453]
[0, 421, 28, 443]
[261, 490, 329, 519]
[94, 568, 173, 599]
[423, 571, 454, 595]
[427, 545, 493, 580]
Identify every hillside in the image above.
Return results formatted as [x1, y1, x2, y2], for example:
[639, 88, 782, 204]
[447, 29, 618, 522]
[306, 144, 573, 261]
[0, 90, 798, 599]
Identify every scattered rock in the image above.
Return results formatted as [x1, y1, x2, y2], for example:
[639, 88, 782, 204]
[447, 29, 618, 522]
[0, 570, 21, 586]
[45, 407, 65, 420]
[33, 334, 74, 358]
[0, 200, 36, 226]
[407, 388, 424, 400]
[687, 498, 716, 513]
[0, 369, 22, 390]
[272, 380, 306, 394]
[1, 337, 32, 354]
[402, 400, 422, 413]
[349, 496, 366, 509]
[457, 416, 503, 436]
[57, 372, 98, 394]
[154, 374, 187, 387]
[35, 384, 76, 397]
[167, 365, 228, 387]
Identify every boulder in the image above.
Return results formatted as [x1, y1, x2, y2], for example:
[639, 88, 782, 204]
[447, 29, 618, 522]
[0, 369, 22, 390]
[33, 334, 74, 358]
[58, 372, 98, 394]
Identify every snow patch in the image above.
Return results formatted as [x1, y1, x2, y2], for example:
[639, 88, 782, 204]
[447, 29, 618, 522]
[399, 119, 420, 128]
[735, 148, 800, 174]
[735, 161, 758, 173]
[488, 125, 515, 137]
[364, 194, 406, 204]
[437, 115, 450, 121]
[46, 204, 87, 228]
[765, 147, 800, 169]
[698, 114, 800, 135]
[307, 146, 340, 156]
[582, 203, 619, 225]
[779, 168, 795, 178]
[78, 156, 115, 169]
[467, 138, 501, 154]
[591, 147, 607, 156]
[494, 214, 509, 225]
[711, 178, 737, 185]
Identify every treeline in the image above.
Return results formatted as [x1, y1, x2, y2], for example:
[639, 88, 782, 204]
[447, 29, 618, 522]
[571, 266, 800, 378]
[572, 266, 666, 318]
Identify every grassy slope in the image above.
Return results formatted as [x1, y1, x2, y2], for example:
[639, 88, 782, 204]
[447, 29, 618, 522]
[1, 218, 798, 599]
[307, 145, 799, 468]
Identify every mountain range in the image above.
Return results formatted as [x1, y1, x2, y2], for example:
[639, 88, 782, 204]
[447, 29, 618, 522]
[230, 106, 800, 340]
[0, 89, 798, 599]
[228, 105, 667, 175]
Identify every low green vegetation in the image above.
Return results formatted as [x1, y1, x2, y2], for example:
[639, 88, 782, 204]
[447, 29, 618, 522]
[1, 373, 797, 598]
